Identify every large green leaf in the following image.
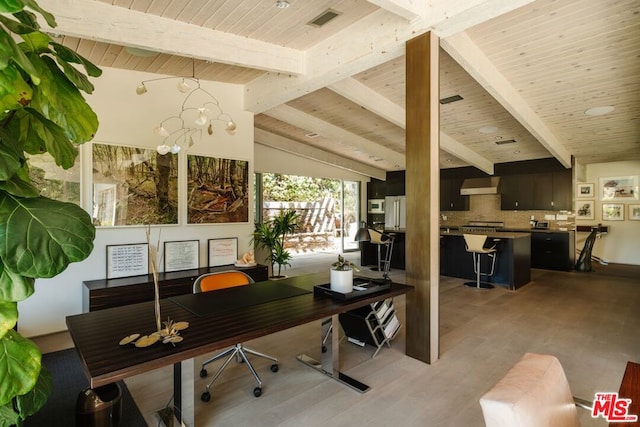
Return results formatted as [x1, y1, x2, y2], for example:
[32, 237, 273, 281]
[0, 403, 19, 427]
[0, 261, 34, 302]
[21, 0, 55, 27]
[10, 108, 77, 169]
[28, 55, 98, 143]
[0, 13, 36, 35]
[0, 174, 39, 197]
[51, 42, 102, 78]
[0, 129, 23, 181]
[0, 64, 32, 109]
[15, 365, 51, 420]
[0, 0, 23, 14]
[18, 31, 49, 52]
[52, 54, 95, 94]
[0, 300, 17, 338]
[0, 329, 41, 406]
[0, 194, 95, 278]
[0, 27, 39, 85]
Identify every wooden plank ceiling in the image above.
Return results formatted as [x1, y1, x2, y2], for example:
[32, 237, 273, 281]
[37, 0, 640, 178]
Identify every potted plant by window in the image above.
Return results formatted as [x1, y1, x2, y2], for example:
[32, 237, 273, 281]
[0, 1, 100, 424]
[330, 255, 359, 293]
[252, 209, 299, 278]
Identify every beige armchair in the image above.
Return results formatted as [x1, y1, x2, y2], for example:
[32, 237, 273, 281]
[480, 353, 591, 427]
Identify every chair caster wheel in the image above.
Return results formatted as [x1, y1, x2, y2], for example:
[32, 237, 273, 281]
[199, 369, 208, 378]
[270, 364, 279, 372]
[321, 345, 327, 353]
[201, 391, 211, 402]
[253, 387, 262, 397]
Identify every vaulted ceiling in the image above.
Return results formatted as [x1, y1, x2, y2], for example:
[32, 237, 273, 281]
[39, 0, 639, 180]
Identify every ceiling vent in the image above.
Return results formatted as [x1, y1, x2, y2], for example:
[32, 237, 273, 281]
[308, 9, 341, 27]
[495, 139, 517, 145]
[439, 95, 464, 105]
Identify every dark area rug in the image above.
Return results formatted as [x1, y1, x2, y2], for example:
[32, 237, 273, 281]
[24, 348, 147, 427]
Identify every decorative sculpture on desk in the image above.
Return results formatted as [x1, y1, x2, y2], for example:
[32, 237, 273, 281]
[119, 226, 189, 347]
[575, 227, 600, 272]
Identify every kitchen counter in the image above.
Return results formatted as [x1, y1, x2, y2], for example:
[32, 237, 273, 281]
[439, 229, 531, 239]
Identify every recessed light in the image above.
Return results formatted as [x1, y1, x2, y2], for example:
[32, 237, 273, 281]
[275, 0, 290, 9]
[584, 106, 615, 116]
[479, 126, 498, 134]
[439, 95, 464, 105]
[513, 150, 520, 154]
[495, 139, 517, 145]
[305, 132, 319, 138]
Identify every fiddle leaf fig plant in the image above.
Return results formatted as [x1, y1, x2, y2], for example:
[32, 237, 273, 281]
[0, 0, 100, 424]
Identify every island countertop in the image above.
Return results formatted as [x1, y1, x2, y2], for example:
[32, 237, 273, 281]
[439, 230, 531, 239]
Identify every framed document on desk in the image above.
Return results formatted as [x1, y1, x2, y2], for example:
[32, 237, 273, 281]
[164, 240, 199, 272]
[106, 243, 149, 279]
[208, 238, 238, 266]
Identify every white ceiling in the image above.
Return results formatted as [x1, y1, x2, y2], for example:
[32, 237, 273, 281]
[38, 0, 640, 179]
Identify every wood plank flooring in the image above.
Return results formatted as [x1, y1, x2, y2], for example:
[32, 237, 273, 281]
[35, 254, 639, 426]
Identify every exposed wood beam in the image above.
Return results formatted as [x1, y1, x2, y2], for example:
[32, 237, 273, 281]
[36, 0, 303, 75]
[329, 78, 494, 174]
[442, 32, 572, 167]
[245, 0, 535, 113]
[367, 0, 426, 21]
[264, 104, 406, 170]
[254, 129, 386, 180]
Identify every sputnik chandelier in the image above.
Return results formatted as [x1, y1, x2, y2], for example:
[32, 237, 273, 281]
[136, 71, 237, 155]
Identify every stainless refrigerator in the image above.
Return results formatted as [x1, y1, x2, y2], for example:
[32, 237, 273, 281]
[384, 196, 406, 229]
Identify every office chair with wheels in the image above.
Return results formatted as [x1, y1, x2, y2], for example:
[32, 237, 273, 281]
[193, 271, 279, 402]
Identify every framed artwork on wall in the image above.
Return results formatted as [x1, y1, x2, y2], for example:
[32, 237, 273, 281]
[163, 240, 200, 272]
[576, 183, 594, 199]
[92, 142, 178, 227]
[106, 243, 149, 279]
[208, 238, 238, 267]
[602, 203, 624, 221]
[629, 204, 640, 221]
[599, 176, 638, 201]
[187, 154, 249, 224]
[575, 200, 595, 220]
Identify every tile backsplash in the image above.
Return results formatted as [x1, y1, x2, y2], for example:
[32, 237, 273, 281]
[440, 194, 575, 230]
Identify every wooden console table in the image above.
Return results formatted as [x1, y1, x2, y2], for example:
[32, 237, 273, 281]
[82, 264, 268, 312]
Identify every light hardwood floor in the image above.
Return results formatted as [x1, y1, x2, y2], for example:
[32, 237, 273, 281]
[36, 253, 640, 426]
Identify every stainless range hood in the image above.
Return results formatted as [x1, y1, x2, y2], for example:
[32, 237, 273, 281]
[460, 177, 501, 195]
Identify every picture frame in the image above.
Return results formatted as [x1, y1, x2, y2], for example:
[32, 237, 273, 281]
[599, 176, 639, 201]
[92, 142, 179, 227]
[106, 243, 149, 279]
[629, 204, 640, 221]
[208, 238, 238, 267]
[163, 240, 200, 272]
[576, 182, 594, 199]
[187, 154, 249, 224]
[575, 200, 595, 220]
[602, 203, 624, 221]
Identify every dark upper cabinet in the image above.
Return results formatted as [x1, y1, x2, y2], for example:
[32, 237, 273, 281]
[500, 174, 535, 210]
[502, 169, 572, 211]
[440, 177, 469, 211]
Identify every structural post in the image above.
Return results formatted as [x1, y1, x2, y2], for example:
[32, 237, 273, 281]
[405, 31, 440, 363]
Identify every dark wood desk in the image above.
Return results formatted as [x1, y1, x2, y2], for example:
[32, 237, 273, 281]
[610, 361, 640, 426]
[67, 273, 411, 425]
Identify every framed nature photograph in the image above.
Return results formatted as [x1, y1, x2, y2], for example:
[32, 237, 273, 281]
[575, 200, 595, 220]
[92, 143, 178, 226]
[187, 154, 249, 224]
[208, 238, 238, 267]
[629, 204, 640, 221]
[106, 243, 149, 279]
[164, 240, 200, 272]
[602, 203, 624, 221]
[599, 176, 639, 201]
[576, 182, 594, 199]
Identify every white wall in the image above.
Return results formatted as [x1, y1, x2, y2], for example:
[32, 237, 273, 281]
[18, 68, 254, 337]
[575, 160, 640, 265]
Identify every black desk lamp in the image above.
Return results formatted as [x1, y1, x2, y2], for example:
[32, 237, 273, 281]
[354, 221, 395, 282]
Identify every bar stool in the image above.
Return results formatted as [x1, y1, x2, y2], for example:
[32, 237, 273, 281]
[368, 229, 392, 272]
[463, 234, 497, 289]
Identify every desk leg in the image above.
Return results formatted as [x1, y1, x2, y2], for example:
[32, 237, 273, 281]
[173, 359, 195, 426]
[296, 314, 370, 393]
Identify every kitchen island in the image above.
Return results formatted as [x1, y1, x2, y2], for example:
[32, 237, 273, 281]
[440, 230, 531, 290]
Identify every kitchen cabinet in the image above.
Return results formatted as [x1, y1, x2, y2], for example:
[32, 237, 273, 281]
[500, 174, 535, 210]
[531, 231, 575, 271]
[440, 177, 469, 211]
